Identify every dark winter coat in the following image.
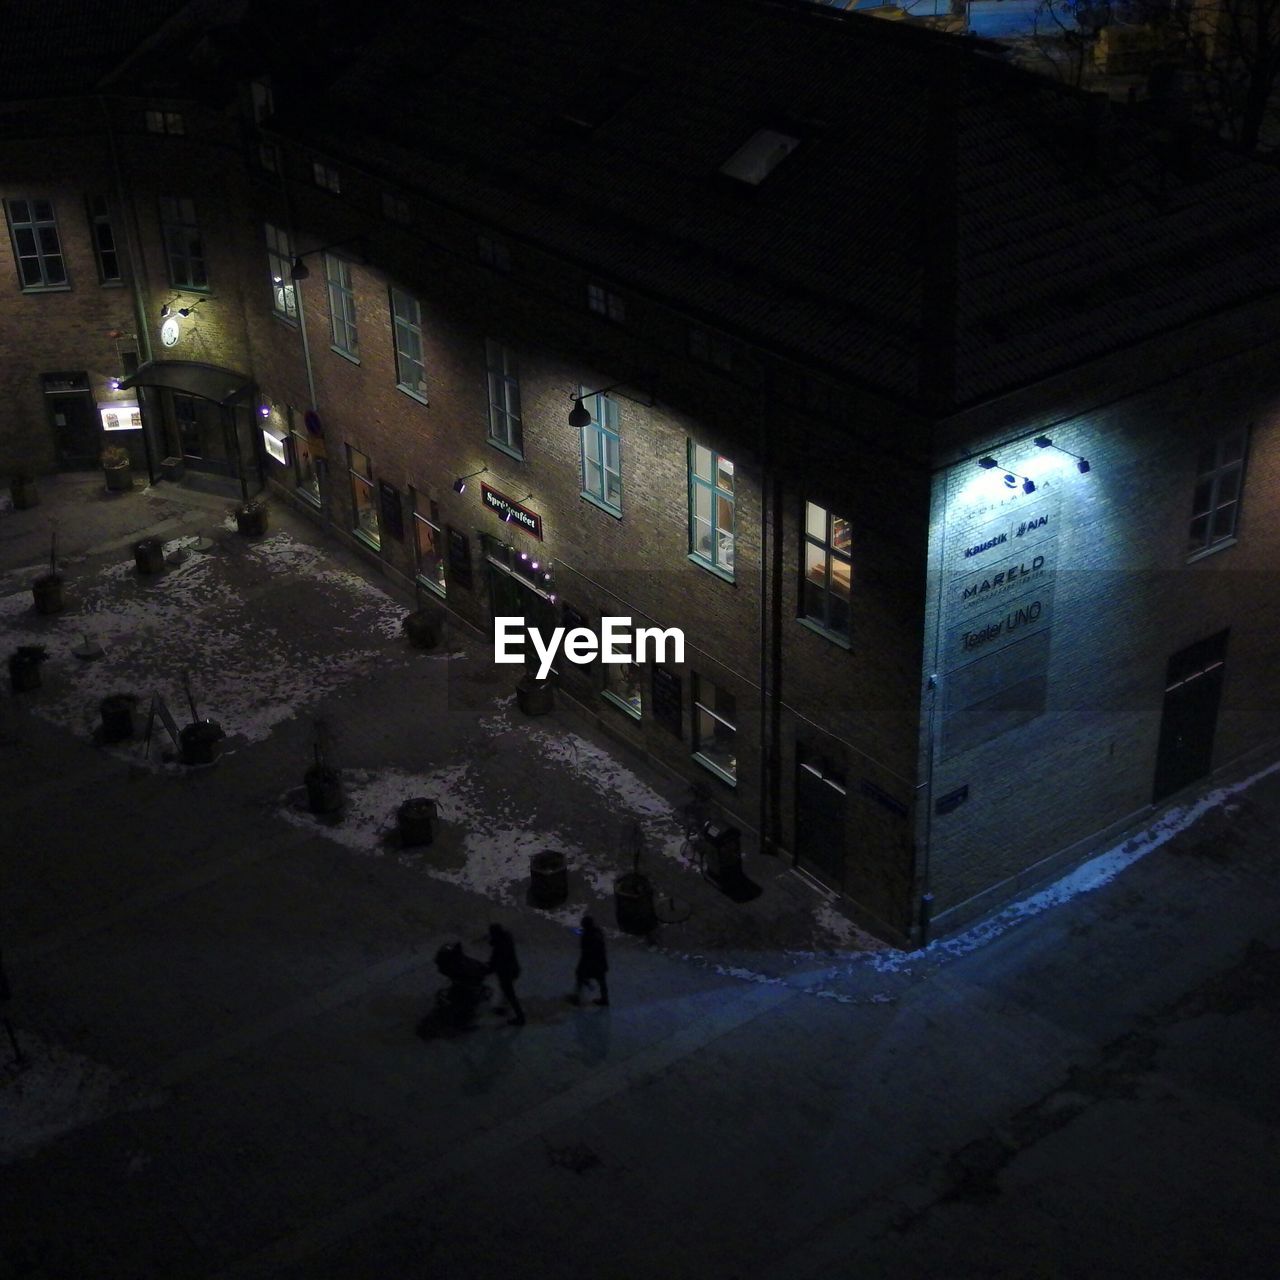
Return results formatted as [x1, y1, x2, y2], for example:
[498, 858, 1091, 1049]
[577, 922, 608, 978]
[487, 926, 520, 981]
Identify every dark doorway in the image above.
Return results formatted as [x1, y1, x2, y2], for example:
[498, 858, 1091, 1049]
[485, 539, 557, 675]
[44, 372, 98, 470]
[1153, 630, 1229, 803]
[795, 744, 847, 889]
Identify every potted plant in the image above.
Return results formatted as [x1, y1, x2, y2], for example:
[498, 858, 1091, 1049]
[235, 496, 269, 537]
[31, 532, 63, 615]
[516, 672, 554, 715]
[101, 445, 132, 493]
[160, 456, 185, 482]
[133, 537, 165, 575]
[613, 832, 655, 934]
[179, 719, 225, 765]
[100, 692, 139, 742]
[530, 849, 568, 907]
[8, 644, 48, 693]
[9, 473, 38, 509]
[402, 609, 440, 651]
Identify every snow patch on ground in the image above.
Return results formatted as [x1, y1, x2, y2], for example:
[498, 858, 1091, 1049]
[0, 1032, 161, 1165]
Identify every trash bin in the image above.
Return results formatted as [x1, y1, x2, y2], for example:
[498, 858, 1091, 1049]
[134, 537, 165, 575]
[100, 693, 137, 742]
[397, 797, 436, 846]
[530, 849, 568, 907]
[701, 823, 742, 879]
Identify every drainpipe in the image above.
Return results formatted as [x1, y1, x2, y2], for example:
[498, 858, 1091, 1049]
[757, 375, 770, 855]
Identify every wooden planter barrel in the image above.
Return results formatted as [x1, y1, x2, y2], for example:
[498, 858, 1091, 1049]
[180, 720, 224, 766]
[516, 677, 554, 716]
[134, 538, 165, 575]
[397, 797, 437, 846]
[530, 849, 568, 907]
[614, 872, 656, 935]
[100, 693, 138, 742]
[31, 573, 64, 615]
[103, 463, 132, 492]
[305, 766, 344, 814]
[236, 505, 269, 537]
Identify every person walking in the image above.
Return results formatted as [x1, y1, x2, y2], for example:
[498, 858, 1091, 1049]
[485, 923, 525, 1026]
[574, 915, 609, 1007]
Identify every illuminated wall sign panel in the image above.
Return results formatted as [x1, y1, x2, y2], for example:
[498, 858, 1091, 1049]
[481, 483, 543, 539]
[262, 428, 287, 464]
[98, 401, 141, 431]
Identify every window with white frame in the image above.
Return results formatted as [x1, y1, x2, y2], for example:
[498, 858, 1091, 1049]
[326, 254, 358, 357]
[412, 493, 446, 597]
[801, 501, 852, 641]
[145, 109, 185, 135]
[5, 198, 66, 288]
[579, 389, 621, 514]
[587, 282, 625, 322]
[291, 427, 321, 506]
[485, 339, 522, 456]
[159, 196, 207, 289]
[347, 445, 379, 548]
[86, 196, 121, 283]
[602, 625, 643, 719]
[688, 443, 735, 576]
[265, 223, 297, 320]
[1189, 429, 1248, 554]
[390, 287, 427, 397]
[312, 160, 341, 193]
[693, 675, 736, 782]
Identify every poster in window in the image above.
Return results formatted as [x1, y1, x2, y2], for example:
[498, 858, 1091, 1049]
[447, 526, 472, 589]
[651, 666, 682, 738]
[378, 481, 405, 541]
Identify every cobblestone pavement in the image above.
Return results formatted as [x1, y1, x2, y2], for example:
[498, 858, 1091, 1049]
[2, 477, 1277, 1280]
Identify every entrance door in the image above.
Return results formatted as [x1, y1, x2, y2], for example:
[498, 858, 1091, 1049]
[795, 746, 847, 888]
[1153, 630, 1228, 803]
[44, 373, 98, 469]
[487, 559, 557, 675]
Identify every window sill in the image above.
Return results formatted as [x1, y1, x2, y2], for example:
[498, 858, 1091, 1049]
[353, 529, 382, 553]
[581, 492, 622, 519]
[330, 345, 360, 365]
[602, 690, 642, 721]
[488, 438, 525, 463]
[20, 283, 72, 294]
[1186, 537, 1238, 564]
[98, 280, 126, 289]
[693, 753, 737, 787]
[295, 487, 322, 509]
[687, 553, 734, 584]
[416, 573, 446, 599]
[270, 311, 299, 329]
[796, 616, 852, 650]
[396, 385, 429, 406]
[170, 285, 212, 295]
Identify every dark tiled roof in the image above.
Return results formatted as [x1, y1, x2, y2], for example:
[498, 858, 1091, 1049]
[0, 0, 193, 98]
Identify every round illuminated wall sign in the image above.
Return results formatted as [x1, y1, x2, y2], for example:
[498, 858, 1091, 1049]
[160, 316, 181, 348]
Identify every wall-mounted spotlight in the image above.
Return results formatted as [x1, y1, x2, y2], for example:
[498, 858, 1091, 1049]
[503, 492, 533, 522]
[290, 238, 367, 281]
[568, 383, 626, 429]
[259, 403, 271, 419]
[1034, 436, 1091, 474]
[453, 465, 488, 494]
[977, 456, 1035, 494]
[108, 377, 122, 391]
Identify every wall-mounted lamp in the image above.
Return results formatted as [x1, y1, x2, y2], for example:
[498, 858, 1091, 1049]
[160, 298, 204, 319]
[568, 383, 626, 429]
[977, 456, 1035, 494]
[290, 238, 366, 281]
[259, 403, 271, 419]
[453, 465, 487, 494]
[1034, 436, 1091, 474]
[503, 492, 534, 522]
[108, 377, 122, 391]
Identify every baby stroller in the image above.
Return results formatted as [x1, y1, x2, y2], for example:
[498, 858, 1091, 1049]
[434, 942, 491, 1026]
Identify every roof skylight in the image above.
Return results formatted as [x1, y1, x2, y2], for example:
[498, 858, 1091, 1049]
[719, 128, 801, 186]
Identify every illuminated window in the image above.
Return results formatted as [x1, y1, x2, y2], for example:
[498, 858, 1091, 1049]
[159, 197, 207, 289]
[478, 233, 511, 271]
[312, 160, 341, 193]
[688, 443, 735, 577]
[326, 255, 358, 357]
[485, 340, 522, 457]
[602, 625, 643, 719]
[1189, 429, 1248, 554]
[291, 428, 321, 506]
[390, 287, 427, 398]
[587, 282, 625, 323]
[801, 501, 852, 642]
[347, 445, 379, 549]
[693, 676, 736, 783]
[146, 110, 185, 135]
[412, 493, 446, 598]
[265, 223, 296, 320]
[86, 196, 121, 283]
[719, 128, 800, 186]
[579, 389, 621, 514]
[5, 198, 66, 288]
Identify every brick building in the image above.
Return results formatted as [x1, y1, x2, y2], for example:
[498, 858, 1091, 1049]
[3, 0, 1279, 943]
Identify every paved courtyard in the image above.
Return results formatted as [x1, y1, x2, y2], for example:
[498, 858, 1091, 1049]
[2, 477, 1278, 1279]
